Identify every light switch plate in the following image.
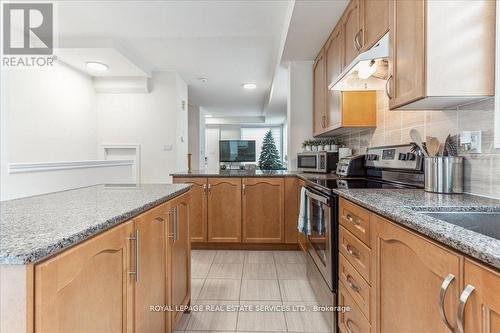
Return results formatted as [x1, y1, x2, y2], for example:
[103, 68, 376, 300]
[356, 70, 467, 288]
[459, 131, 482, 153]
[163, 144, 173, 151]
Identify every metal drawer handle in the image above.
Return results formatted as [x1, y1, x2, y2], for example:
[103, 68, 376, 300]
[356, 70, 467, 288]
[203, 183, 207, 194]
[346, 244, 360, 258]
[346, 274, 360, 293]
[174, 207, 179, 241]
[127, 229, 139, 282]
[354, 29, 362, 51]
[385, 75, 393, 99]
[154, 217, 164, 223]
[207, 183, 212, 194]
[346, 214, 360, 225]
[457, 284, 475, 333]
[438, 273, 455, 332]
[167, 209, 175, 239]
[242, 184, 246, 195]
[346, 318, 357, 333]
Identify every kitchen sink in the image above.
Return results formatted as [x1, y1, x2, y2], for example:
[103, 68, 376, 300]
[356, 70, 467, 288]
[421, 212, 500, 240]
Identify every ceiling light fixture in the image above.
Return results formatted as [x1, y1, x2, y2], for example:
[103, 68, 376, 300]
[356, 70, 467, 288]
[242, 83, 257, 90]
[198, 77, 208, 83]
[86, 61, 109, 71]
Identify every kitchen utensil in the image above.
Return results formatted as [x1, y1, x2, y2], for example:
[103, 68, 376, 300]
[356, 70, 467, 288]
[424, 156, 464, 193]
[409, 129, 428, 157]
[426, 136, 440, 157]
[444, 134, 458, 156]
[438, 143, 445, 157]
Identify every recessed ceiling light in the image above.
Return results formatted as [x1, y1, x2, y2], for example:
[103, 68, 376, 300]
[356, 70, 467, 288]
[198, 77, 208, 83]
[242, 83, 257, 90]
[86, 61, 109, 71]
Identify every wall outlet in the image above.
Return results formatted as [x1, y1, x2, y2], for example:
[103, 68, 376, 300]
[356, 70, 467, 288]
[459, 131, 482, 154]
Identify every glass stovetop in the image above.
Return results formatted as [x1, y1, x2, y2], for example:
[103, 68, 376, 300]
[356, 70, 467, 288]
[309, 178, 418, 190]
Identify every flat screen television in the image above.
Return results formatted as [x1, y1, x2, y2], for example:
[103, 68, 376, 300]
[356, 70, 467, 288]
[219, 140, 256, 162]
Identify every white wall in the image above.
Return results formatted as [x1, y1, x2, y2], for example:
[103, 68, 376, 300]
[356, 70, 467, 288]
[220, 125, 241, 140]
[0, 63, 133, 200]
[188, 105, 201, 169]
[287, 61, 313, 170]
[97, 72, 188, 183]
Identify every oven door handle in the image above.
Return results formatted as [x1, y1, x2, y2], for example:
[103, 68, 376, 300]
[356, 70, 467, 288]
[305, 189, 329, 205]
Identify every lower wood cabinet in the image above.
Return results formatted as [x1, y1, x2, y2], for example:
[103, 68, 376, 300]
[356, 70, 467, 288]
[284, 177, 301, 244]
[242, 178, 284, 243]
[462, 259, 500, 333]
[371, 214, 462, 333]
[207, 178, 242, 242]
[35, 221, 135, 333]
[173, 177, 207, 242]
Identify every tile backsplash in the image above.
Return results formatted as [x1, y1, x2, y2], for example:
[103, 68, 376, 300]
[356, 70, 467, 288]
[335, 92, 500, 198]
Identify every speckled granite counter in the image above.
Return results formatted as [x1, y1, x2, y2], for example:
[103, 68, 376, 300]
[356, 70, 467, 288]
[0, 184, 191, 265]
[333, 189, 500, 269]
[171, 169, 303, 177]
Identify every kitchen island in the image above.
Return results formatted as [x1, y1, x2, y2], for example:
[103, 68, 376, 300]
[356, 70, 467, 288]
[0, 184, 192, 333]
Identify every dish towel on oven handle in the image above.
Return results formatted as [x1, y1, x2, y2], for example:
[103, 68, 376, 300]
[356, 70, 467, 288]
[298, 186, 311, 235]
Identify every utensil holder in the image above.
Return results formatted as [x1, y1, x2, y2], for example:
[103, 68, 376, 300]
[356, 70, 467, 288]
[424, 157, 463, 194]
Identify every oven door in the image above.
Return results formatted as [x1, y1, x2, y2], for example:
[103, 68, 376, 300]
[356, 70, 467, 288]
[305, 187, 333, 290]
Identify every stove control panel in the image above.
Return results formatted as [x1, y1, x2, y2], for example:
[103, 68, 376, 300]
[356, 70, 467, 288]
[365, 144, 422, 171]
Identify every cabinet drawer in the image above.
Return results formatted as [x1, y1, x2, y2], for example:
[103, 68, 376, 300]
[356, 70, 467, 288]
[339, 226, 371, 283]
[340, 198, 371, 246]
[339, 254, 371, 321]
[339, 283, 371, 333]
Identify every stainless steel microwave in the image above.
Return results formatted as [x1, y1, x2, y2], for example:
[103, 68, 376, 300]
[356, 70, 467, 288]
[297, 151, 339, 173]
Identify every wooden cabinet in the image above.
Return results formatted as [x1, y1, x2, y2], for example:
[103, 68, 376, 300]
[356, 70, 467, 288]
[388, 0, 494, 110]
[242, 178, 284, 243]
[462, 259, 500, 333]
[284, 177, 300, 244]
[173, 177, 207, 242]
[360, 0, 389, 52]
[34, 221, 134, 333]
[167, 192, 191, 329]
[313, 50, 326, 136]
[325, 25, 343, 132]
[342, 0, 361, 70]
[371, 214, 462, 333]
[207, 178, 242, 242]
[134, 205, 167, 333]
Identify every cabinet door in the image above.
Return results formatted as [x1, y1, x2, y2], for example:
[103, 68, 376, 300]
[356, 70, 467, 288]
[361, 0, 389, 51]
[35, 222, 134, 333]
[134, 206, 166, 333]
[284, 177, 300, 244]
[242, 178, 284, 243]
[168, 192, 191, 329]
[388, 0, 425, 109]
[173, 177, 207, 242]
[207, 178, 242, 242]
[462, 259, 500, 333]
[371, 215, 462, 333]
[342, 0, 362, 69]
[313, 50, 326, 136]
[325, 25, 343, 131]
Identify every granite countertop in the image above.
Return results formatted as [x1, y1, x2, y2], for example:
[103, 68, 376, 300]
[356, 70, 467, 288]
[334, 189, 500, 269]
[0, 184, 191, 265]
[171, 169, 303, 177]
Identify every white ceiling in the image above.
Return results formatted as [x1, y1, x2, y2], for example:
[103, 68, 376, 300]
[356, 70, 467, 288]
[54, 0, 290, 117]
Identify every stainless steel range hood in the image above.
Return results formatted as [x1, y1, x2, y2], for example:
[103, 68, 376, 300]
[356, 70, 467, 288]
[328, 33, 389, 91]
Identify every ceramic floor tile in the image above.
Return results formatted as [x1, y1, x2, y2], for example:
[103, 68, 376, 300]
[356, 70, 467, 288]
[283, 302, 333, 333]
[213, 250, 246, 264]
[276, 263, 307, 280]
[198, 279, 241, 301]
[245, 251, 275, 264]
[240, 279, 281, 301]
[243, 263, 277, 280]
[237, 301, 287, 332]
[192, 250, 217, 264]
[192, 262, 212, 279]
[207, 263, 244, 279]
[191, 278, 205, 300]
[185, 301, 239, 331]
[278, 280, 317, 302]
[273, 251, 306, 264]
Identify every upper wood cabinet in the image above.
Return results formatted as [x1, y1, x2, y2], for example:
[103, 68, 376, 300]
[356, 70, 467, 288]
[342, 0, 362, 70]
[207, 178, 242, 242]
[242, 178, 284, 243]
[134, 206, 167, 333]
[173, 177, 207, 242]
[388, 0, 495, 110]
[462, 259, 500, 333]
[313, 50, 327, 136]
[167, 192, 191, 330]
[325, 25, 343, 131]
[371, 215, 462, 333]
[35, 221, 135, 333]
[360, 0, 389, 52]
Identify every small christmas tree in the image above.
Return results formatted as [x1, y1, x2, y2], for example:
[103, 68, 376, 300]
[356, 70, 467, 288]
[258, 130, 283, 170]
